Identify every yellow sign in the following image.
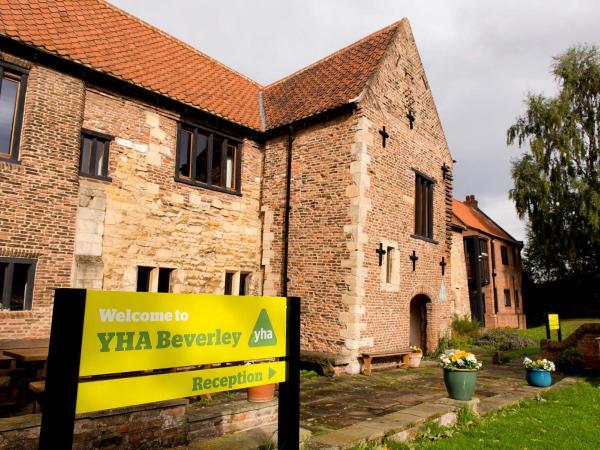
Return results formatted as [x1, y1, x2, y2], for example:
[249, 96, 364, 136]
[79, 291, 287, 376]
[76, 361, 286, 414]
[548, 314, 560, 330]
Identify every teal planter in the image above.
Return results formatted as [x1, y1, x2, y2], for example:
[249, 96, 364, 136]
[443, 368, 478, 400]
[526, 369, 552, 387]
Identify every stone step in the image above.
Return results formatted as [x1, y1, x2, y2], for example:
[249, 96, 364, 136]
[182, 425, 311, 450]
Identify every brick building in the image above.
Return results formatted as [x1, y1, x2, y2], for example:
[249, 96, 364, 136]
[0, 0, 459, 372]
[452, 195, 526, 329]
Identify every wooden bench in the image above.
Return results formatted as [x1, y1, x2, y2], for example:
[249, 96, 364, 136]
[361, 349, 412, 375]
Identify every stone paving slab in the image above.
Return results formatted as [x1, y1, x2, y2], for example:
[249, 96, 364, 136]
[183, 425, 311, 450]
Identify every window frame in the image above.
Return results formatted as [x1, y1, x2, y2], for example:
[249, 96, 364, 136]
[413, 170, 436, 242]
[500, 246, 509, 265]
[79, 129, 113, 181]
[0, 62, 28, 163]
[175, 121, 242, 195]
[385, 246, 394, 284]
[503, 288, 511, 307]
[0, 257, 36, 311]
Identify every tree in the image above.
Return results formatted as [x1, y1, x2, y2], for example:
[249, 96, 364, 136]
[507, 45, 600, 282]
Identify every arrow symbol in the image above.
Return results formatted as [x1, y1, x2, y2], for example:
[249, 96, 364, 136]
[268, 367, 276, 380]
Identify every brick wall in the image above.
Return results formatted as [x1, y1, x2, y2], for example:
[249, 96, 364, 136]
[261, 114, 357, 358]
[262, 21, 458, 370]
[358, 20, 455, 354]
[541, 323, 600, 370]
[462, 230, 525, 329]
[0, 54, 84, 339]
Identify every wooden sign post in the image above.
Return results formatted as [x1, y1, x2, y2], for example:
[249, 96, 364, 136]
[39, 289, 300, 450]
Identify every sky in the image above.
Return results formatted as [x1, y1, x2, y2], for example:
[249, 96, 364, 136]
[111, 0, 600, 242]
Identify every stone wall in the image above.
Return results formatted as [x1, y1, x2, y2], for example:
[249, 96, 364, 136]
[358, 20, 455, 355]
[0, 54, 84, 339]
[76, 87, 264, 297]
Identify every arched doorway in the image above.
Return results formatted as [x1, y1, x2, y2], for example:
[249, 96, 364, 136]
[409, 295, 431, 352]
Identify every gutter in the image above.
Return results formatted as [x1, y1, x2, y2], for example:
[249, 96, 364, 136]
[282, 125, 294, 296]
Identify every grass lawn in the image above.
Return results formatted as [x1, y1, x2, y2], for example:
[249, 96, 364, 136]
[516, 318, 600, 342]
[360, 381, 599, 450]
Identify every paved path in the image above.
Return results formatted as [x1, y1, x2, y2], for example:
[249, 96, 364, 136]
[300, 353, 561, 436]
[180, 351, 573, 449]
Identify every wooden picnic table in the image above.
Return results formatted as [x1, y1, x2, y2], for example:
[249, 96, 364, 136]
[3, 348, 48, 363]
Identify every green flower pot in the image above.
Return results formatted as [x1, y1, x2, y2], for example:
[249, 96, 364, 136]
[443, 368, 478, 400]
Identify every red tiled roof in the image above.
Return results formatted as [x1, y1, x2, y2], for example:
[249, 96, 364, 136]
[452, 199, 518, 243]
[0, 0, 403, 131]
[263, 21, 401, 129]
[0, 0, 263, 129]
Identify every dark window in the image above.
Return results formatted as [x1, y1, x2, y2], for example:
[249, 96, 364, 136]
[136, 266, 153, 292]
[504, 288, 511, 307]
[493, 288, 498, 313]
[0, 64, 28, 162]
[176, 123, 241, 193]
[414, 173, 434, 239]
[157, 268, 174, 293]
[0, 258, 36, 311]
[137, 266, 174, 293]
[386, 247, 394, 284]
[465, 240, 474, 279]
[239, 273, 250, 296]
[490, 241, 496, 269]
[500, 246, 509, 265]
[80, 130, 113, 179]
[514, 289, 520, 308]
[224, 272, 234, 295]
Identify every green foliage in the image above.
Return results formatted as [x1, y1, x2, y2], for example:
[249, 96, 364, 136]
[557, 347, 584, 373]
[451, 315, 481, 339]
[456, 405, 480, 428]
[449, 315, 480, 349]
[507, 45, 600, 282]
[414, 381, 600, 448]
[417, 421, 454, 442]
[475, 328, 537, 351]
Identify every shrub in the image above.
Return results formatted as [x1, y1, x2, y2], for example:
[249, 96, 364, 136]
[475, 328, 536, 351]
[557, 347, 584, 374]
[452, 315, 481, 340]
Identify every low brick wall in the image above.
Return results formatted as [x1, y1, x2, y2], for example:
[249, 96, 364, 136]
[187, 399, 278, 441]
[541, 323, 600, 370]
[0, 397, 278, 449]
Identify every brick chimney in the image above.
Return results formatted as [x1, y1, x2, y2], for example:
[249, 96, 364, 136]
[465, 194, 478, 208]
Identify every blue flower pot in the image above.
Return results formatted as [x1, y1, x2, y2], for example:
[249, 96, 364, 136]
[526, 369, 552, 387]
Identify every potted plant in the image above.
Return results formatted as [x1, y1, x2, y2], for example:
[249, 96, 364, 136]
[439, 350, 482, 400]
[245, 359, 277, 403]
[523, 357, 555, 387]
[408, 346, 423, 368]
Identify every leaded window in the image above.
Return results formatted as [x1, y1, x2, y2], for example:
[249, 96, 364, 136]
[176, 123, 241, 193]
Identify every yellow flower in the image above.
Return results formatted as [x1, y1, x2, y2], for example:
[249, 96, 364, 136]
[451, 351, 471, 362]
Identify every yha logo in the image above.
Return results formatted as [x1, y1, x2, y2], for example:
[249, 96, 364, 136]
[248, 309, 277, 347]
